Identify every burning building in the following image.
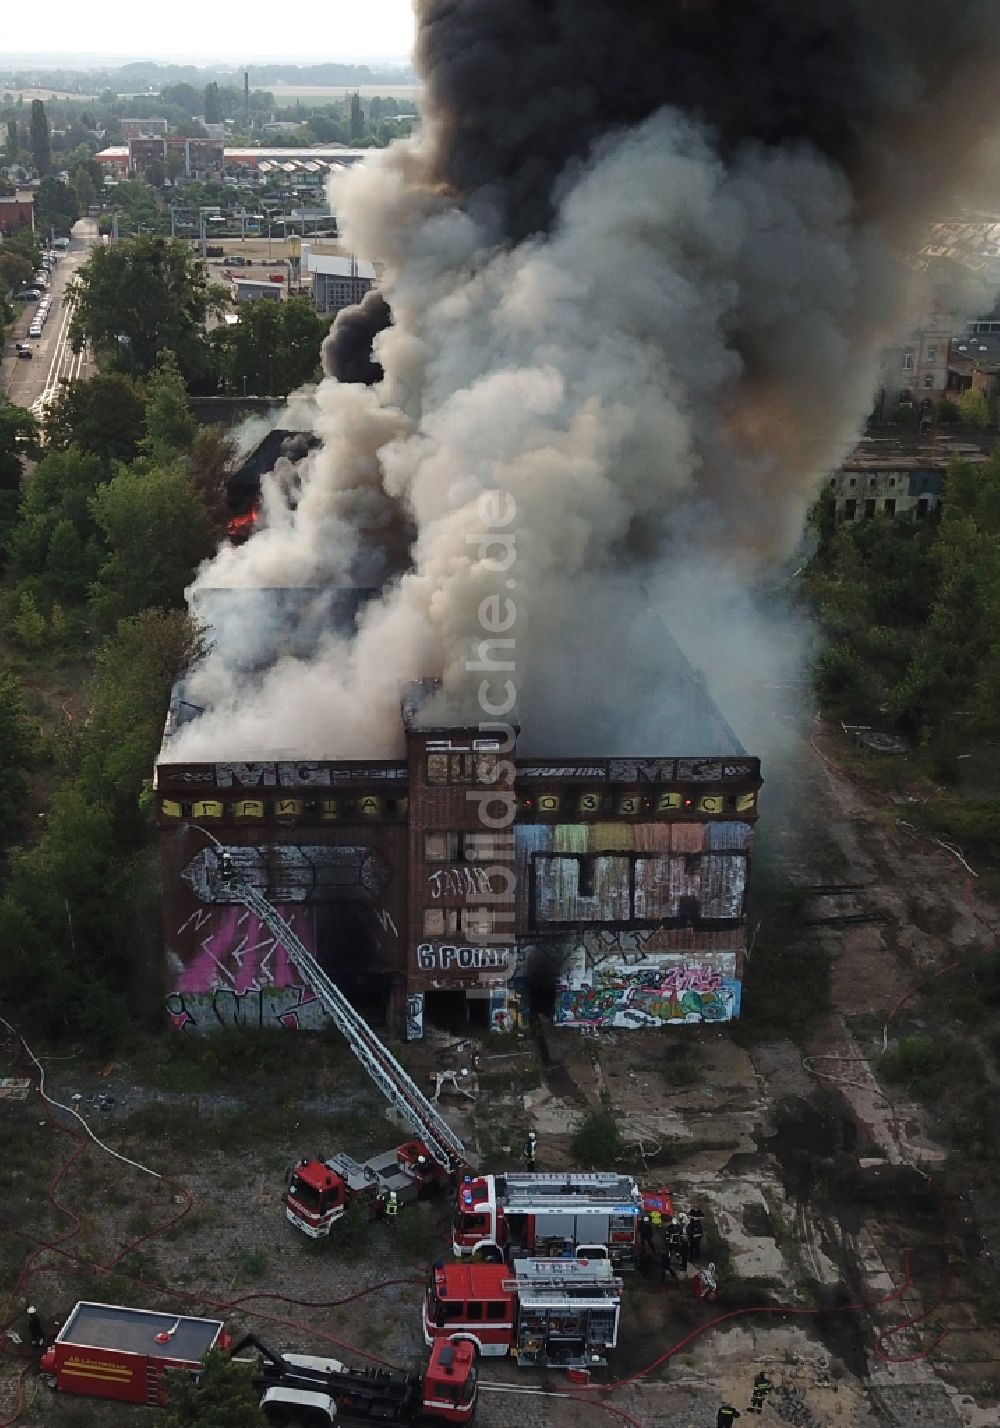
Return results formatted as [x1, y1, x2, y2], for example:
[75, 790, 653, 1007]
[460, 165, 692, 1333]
[156, 662, 759, 1036]
[156, 2, 1000, 1033]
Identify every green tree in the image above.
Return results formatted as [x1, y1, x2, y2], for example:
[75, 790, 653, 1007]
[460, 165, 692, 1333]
[72, 163, 97, 216]
[350, 92, 364, 141]
[45, 372, 147, 467]
[0, 607, 201, 1048]
[0, 248, 34, 294]
[89, 465, 216, 627]
[5, 117, 17, 160]
[957, 388, 991, 429]
[12, 590, 46, 650]
[0, 398, 38, 491]
[8, 446, 108, 586]
[69, 235, 221, 379]
[214, 297, 327, 397]
[29, 98, 50, 175]
[204, 82, 223, 125]
[45, 518, 97, 604]
[82, 607, 204, 819]
[141, 352, 197, 464]
[163, 1349, 264, 1428]
[0, 674, 38, 838]
[36, 175, 77, 236]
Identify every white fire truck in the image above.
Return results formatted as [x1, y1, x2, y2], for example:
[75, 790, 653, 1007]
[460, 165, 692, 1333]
[452, 1171, 670, 1269]
[423, 1258, 621, 1369]
[286, 1139, 450, 1238]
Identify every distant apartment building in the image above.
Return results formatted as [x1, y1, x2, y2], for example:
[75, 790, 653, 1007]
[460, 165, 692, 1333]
[128, 137, 225, 181]
[829, 436, 989, 522]
[301, 246, 375, 314]
[875, 322, 952, 417]
[0, 191, 34, 235]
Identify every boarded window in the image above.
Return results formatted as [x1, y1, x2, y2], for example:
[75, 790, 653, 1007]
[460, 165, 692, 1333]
[461, 907, 494, 938]
[427, 754, 449, 784]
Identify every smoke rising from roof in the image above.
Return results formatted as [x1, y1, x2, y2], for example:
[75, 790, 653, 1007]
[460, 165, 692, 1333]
[166, 0, 1000, 763]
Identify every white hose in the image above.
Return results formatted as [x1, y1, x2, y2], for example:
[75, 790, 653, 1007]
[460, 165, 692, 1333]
[0, 1012, 162, 1180]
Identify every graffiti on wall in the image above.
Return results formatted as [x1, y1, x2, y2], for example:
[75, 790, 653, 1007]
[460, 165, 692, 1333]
[406, 993, 425, 1042]
[167, 904, 330, 1032]
[416, 944, 511, 972]
[181, 845, 391, 904]
[167, 985, 328, 1031]
[554, 950, 740, 1028]
[427, 866, 495, 898]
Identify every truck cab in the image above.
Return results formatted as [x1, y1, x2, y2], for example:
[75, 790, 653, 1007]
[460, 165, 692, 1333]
[287, 1140, 446, 1237]
[256, 1337, 477, 1425]
[425, 1259, 621, 1371]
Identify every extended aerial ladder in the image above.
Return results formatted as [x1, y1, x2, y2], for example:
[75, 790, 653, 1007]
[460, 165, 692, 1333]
[214, 846, 468, 1176]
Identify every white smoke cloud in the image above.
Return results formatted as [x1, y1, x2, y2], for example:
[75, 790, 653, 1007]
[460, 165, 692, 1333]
[164, 106, 948, 762]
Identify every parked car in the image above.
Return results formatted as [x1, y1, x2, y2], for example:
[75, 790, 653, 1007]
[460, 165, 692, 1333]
[29, 323, 42, 337]
[15, 289, 41, 302]
[16, 347, 32, 359]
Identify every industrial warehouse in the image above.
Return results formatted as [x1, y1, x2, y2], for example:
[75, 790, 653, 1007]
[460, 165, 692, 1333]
[155, 664, 761, 1038]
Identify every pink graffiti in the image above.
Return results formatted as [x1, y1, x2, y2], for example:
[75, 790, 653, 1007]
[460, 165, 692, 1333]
[174, 906, 309, 995]
[657, 965, 724, 997]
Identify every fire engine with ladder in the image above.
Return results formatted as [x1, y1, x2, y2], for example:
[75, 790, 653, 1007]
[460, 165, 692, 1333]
[452, 1171, 672, 1269]
[424, 1258, 622, 1369]
[211, 847, 469, 1236]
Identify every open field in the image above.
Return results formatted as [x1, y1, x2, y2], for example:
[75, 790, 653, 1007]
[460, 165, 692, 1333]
[268, 83, 421, 102]
[2, 719, 999, 1427]
[0, 87, 83, 101]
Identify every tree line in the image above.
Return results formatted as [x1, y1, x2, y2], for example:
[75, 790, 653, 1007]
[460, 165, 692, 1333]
[0, 360, 221, 1048]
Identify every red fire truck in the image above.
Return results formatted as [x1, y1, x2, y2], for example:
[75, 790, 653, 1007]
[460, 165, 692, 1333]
[452, 1171, 671, 1269]
[40, 1302, 229, 1406]
[286, 1138, 450, 1237]
[423, 1258, 622, 1370]
[234, 1332, 479, 1424]
[41, 1302, 478, 1424]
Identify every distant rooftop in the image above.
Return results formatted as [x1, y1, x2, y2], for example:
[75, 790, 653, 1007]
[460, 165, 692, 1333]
[304, 252, 375, 279]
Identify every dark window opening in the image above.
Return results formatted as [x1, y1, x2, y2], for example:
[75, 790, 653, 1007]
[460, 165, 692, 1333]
[578, 856, 596, 898]
[423, 990, 490, 1032]
[864, 499, 877, 518]
[844, 499, 857, 520]
[883, 498, 896, 516]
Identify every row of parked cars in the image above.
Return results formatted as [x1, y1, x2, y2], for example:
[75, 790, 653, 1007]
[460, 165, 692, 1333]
[28, 292, 53, 340]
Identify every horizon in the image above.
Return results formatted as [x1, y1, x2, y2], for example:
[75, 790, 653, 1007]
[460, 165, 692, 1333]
[1, 0, 416, 67]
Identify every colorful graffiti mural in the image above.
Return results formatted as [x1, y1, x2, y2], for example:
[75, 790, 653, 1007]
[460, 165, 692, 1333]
[554, 951, 740, 1028]
[166, 904, 329, 1032]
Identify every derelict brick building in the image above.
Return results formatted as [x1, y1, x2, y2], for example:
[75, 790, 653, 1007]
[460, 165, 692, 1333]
[156, 675, 761, 1037]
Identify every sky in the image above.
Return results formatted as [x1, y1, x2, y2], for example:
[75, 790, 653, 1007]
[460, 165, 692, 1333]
[4, 0, 416, 65]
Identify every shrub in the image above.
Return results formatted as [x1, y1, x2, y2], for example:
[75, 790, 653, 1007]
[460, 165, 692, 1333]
[571, 1109, 622, 1167]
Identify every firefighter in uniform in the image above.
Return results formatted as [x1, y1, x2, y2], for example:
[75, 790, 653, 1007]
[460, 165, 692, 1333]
[524, 1131, 537, 1169]
[26, 1307, 45, 1352]
[718, 1405, 741, 1428]
[385, 1190, 399, 1220]
[749, 1371, 774, 1414]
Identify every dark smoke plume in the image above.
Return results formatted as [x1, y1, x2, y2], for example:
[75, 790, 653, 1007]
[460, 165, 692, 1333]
[172, 0, 1000, 761]
[417, 0, 1000, 240]
[323, 291, 393, 384]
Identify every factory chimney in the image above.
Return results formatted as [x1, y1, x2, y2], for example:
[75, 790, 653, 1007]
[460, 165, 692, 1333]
[243, 69, 250, 132]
